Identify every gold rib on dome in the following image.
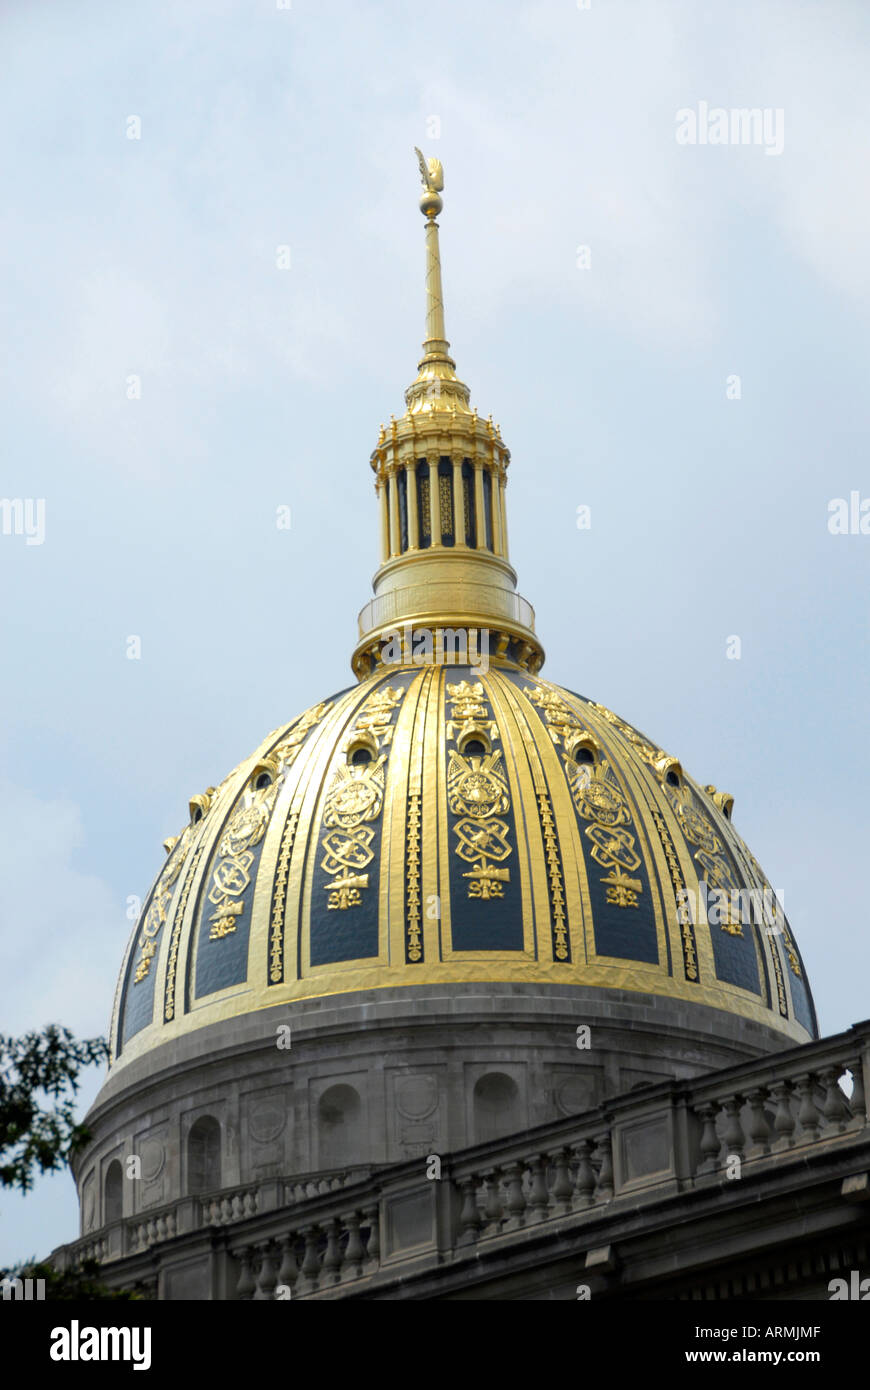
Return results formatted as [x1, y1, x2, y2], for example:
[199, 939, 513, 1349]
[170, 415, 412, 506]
[351, 151, 544, 680]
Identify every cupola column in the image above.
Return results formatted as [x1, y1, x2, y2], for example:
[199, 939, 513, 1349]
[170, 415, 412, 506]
[427, 453, 442, 548]
[378, 478, 390, 563]
[452, 455, 465, 547]
[498, 471, 509, 559]
[473, 460, 486, 549]
[388, 468, 401, 557]
[406, 461, 419, 549]
[491, 469, 503, 555]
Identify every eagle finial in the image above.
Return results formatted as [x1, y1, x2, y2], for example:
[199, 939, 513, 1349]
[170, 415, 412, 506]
[414, 147, 444, 193]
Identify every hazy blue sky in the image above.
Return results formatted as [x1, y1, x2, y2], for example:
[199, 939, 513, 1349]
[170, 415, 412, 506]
[2, 0, 868, 1263]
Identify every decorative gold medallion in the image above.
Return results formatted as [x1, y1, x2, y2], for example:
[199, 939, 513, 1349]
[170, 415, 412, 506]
[447, 749, 510, 819]
[318, 685, 406, 910]
[208, 782, 278, 940]
[445, 681, 512, 899]
[563, 755, 645, 911]
[567, 761, 630, 827]
[207, 700, 335, 945]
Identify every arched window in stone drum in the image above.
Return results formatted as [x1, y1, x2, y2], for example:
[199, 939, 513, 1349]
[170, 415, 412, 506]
[473, 1072, 521, 1144]
[317, 1084, 361, 1170]
[187, 1116, 222, 1195]
[104, 1159, 123, 1224]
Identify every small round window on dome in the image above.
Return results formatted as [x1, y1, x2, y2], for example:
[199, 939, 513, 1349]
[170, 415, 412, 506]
[255, 771, 273, 791]
[566, 734, 598, 766]
[458, 729, 491, 758]
[350, 747, 373, 767]
[192, 806, 203, 823]
[666, 769, 680, 787]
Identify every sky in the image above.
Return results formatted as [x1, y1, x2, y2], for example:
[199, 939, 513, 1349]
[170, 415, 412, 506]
[1, 0, 868, 1264]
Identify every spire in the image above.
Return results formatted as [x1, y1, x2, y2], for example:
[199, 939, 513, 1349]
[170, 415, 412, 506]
[416, 147, 447, 349]
[350, 153, 543, 681]
[403, 149, 471, 418]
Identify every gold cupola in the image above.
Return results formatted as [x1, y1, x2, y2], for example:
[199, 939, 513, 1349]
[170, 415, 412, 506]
[104, 151, 818, 1079]
[351, 150, 544, 680]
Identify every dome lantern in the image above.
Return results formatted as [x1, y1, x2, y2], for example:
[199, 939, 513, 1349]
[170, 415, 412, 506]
[352, 151, 544, 680]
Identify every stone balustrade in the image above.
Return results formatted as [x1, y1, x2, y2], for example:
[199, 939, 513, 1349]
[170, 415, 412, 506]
[52, 1019, 870, 1299]
[689, 1032, 866, 1175]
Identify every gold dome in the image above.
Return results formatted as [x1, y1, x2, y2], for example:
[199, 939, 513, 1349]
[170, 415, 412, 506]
[112, 666, 815, 1070]
[109, 154, 816, 1072]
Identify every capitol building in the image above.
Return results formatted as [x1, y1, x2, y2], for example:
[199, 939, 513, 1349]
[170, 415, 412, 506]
[54, 156, 870, 1301]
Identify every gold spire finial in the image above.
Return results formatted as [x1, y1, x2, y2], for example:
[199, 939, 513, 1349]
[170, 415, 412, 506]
[350, 152, 544, 682]
[413, 148, 449, 360]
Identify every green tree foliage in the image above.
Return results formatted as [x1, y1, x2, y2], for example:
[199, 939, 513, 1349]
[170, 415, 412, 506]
[0, 1025, 109, 1192]
[1, 1258, 145, 1301]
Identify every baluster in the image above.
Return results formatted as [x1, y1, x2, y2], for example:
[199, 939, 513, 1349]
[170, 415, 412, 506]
[294, 1226, 321, 1296]
[243, 1189, 257, 1218]
[551, 1147, 574, 1217]
[502, 1162, 528, 1231]
[743, 1087, 772, 1159]
[571, 1140, 596, 1209]
[342, 1213, 365, 1282]
[363, 1205, 380, 1273]
[528, 1155, 550, 1223]
[721, 1096, 745, 1161]
[695, 1103, 721, 1174]
[794, 1073, 822, 1143]
[769, 1080, 796, 1151]
[254, 1242, 278, 1300]
[481, 1169, 504, 1234]
[819, 1067, 850, 1134]
[322, 1219, 342, 1286]
[456, 1176, 482, 1245]
[848, 1059, 867, 1129]
[593, 1133, 613, 1202]
[166, 1211, 176, 1239]
[220, 1197, 232, 1224]
[277, 1235, 298, 1295]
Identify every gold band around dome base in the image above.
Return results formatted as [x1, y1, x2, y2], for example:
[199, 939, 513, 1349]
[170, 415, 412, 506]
[352, 621, 544, 681]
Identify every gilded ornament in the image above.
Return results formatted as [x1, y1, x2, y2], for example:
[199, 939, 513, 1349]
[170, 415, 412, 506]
[562, 753, 644, 912]
[445, 681, 512, 899]
[567, 761, 631, 828]
[318, 686, 406, 910]
[524, 685, 585, 746]
[163, 840, 207, 1022]
[269, 809, 299, 984]
[600, 865, 643, 909]
[536, 788, 569, 960]
[651, 807, 699, 981]
[207, 700, 334, 944]
[133, 821, 196, 985]
[447, 749, 510, 819]
[406, 791, 423, 961]
[208, 780, 279, 940]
